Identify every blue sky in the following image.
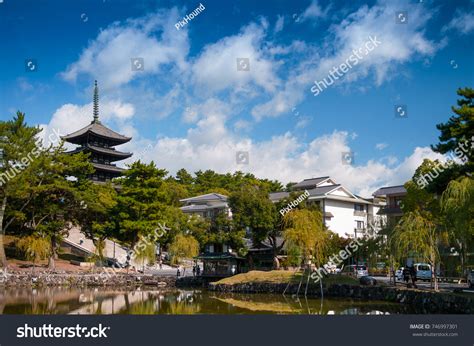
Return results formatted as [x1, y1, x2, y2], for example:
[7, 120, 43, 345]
[0, 0, 473, 195]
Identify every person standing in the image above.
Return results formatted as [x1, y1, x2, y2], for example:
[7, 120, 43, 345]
[403, 267, 410, 284]
[409, 265, 417, 288]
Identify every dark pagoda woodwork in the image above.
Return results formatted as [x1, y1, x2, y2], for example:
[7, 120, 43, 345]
[62, 81, 132, 182]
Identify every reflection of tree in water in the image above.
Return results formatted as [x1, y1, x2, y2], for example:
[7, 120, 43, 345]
[118, 290, 202, 315]
[1, 288, 416, 315]
[210, 293, 413, 315]
[156, 290, 202, 315]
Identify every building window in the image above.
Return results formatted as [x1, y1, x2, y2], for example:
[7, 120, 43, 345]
[354, 204, 365, 211]
[356, 221, 364, 229]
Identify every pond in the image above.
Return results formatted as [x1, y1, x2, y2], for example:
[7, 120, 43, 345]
[0, 287, 416, 315]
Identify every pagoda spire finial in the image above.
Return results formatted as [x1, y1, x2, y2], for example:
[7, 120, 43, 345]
[93, 80, 100, 123]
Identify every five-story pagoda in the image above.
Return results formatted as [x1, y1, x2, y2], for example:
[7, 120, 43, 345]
[62, 81, 132, 182]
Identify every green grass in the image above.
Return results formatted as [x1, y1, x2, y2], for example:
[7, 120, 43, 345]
[213, 270, 359, 286]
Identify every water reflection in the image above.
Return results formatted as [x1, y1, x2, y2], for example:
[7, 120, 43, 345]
[0, 287, 414, 315]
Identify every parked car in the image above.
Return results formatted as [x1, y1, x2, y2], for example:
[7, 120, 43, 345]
[395, 267, 404, 281]
[414, 263, 432, 281]
[467, 269, 474, 288]
[341, 265, 368, 277]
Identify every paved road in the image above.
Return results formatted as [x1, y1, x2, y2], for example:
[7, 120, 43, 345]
[372, 275, 474, 292]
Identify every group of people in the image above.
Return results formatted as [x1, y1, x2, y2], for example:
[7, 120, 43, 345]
[176, 264, 201, 277]
[402, 265, 417, 288]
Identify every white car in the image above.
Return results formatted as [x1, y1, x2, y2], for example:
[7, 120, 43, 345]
[414, 263, 432, 281]
[341, 265, 369, 277]
[395, 267, 404, 281]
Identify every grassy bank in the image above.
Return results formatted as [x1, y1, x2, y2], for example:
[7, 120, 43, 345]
[213, 270, 359, 286]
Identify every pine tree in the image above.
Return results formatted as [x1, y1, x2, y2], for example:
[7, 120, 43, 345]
[430, 87, 474, 192]
[0, 112, 42, 269]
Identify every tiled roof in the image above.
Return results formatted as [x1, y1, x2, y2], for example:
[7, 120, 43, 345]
[180, 202, 227, 212]
[67, 144, 132, 159]
[180, 204, 213, 212]
[292, 176, 330, 189]
[87, 144, 132, 157]
[372, 185, 407, 197]
[180, 193, 228, 203]
[269, 185, 341, 202]
[92, 163, 125, 173]
[62, 121, 131, 143]
[306, 184, 341, 197]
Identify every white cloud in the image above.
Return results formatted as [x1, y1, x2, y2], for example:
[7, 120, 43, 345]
[273, 15, 285, 34]
[301, 0, 330, 21]
[443, 10, 474, 35]
[295, 116, 311, 129]
[39, 100, 135, 152]
[234, 119, 253, 131]
[191, 22, 280, 95]
[122, 109, 446, 197]
[375, 142, 388, 150]
[274, 15, 285, 33]
[41, 1, 452, 194]
[252, 0, 442, 119]
[61, 8, 190, 90]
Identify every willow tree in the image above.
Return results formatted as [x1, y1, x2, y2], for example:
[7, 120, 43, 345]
[168, 234, 199, 265]
[393, 211, 440, 291]
[16, 235, 51, 273]
[283, 208, 330, 296]
[133, 237, 156, 272]
[283, 209, 329, 268]
[441, 177, 474, 276]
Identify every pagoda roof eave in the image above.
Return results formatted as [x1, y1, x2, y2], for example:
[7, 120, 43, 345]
[92, 163, 126, 174]
[65, 146, 132, 161]
[61, 122, 131, 144]
[87, 144, 132, 158]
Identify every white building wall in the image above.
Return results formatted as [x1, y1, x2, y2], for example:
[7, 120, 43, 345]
[324, 199, 356, 238]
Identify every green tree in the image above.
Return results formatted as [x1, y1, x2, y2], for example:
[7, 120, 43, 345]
[282, 209, 329, 269]
[175, 168, 194, 186]
[168, 234, 199, 265]
[431, 87, 474, 192]
[75, 182, 117, 264]
[16, 235, 51, 273]
[228, 184, 277, 263]
[0, 112, 42, 268]
[392, 210, 440, 291]
[133, 237, 156, 272]
[441, 177, 474, 276]
[113, 161, 177, 252]
[11, 144, 92, 269]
